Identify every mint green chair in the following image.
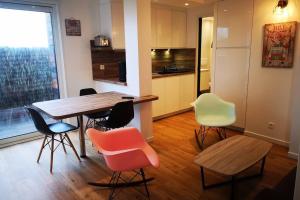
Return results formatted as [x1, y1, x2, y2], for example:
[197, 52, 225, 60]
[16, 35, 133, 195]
[192, 93, 236, 149]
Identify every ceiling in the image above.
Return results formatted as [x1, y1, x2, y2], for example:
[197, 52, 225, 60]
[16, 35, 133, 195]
[151, 0, 218, 8]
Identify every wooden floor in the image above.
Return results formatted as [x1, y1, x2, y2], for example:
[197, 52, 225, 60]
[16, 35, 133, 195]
[0, 112, 297, 200]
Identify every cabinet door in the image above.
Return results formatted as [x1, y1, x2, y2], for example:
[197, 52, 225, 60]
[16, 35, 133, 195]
[214, 48, 250, 128]
[172, 10, 187, 48]
[151, 6, 157, 48]
[179, 74, 195, 110]
[111, 0, 125, 49]
[216, 0, 253, 48]
[152, 79, 166, 117]
[156, 7, 172, 48]
[165, 76, 180, 113]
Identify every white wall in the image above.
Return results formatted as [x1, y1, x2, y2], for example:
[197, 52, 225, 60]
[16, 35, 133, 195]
[245, 0, 300, 147]
[58, 0, 100, 97]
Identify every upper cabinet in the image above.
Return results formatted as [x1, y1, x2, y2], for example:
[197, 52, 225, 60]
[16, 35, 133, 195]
[99, 0, 125, 49]
[152, 5, 187, 48]
[156, 7, 172, 48]
[100, 2, 187, 49]
[172, 10, 187, 48]
[111, 0, 125, 49]
[216, 0, 253, 48]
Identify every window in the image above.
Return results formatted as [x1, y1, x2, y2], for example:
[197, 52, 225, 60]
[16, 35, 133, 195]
[0, 3, 60, 141]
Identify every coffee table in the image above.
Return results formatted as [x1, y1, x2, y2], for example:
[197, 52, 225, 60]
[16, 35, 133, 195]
[194, 135, 272, 200]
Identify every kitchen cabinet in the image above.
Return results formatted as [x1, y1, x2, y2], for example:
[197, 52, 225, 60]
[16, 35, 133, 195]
[214, 48, 250, 128]
[165, 76, 180, 113]
[102, 2, 187, 49]
[152, 78, 166, 117]
[152, 5, 187, 48]
[171, 10, 187, 48]
[216, 0, 253, 48]
[152, 74, 195, 118]
[179, 74, 195, 109]
[151, 7, 157, 48]
[111, 0, 125, 49]
[156, 7, 172, 48]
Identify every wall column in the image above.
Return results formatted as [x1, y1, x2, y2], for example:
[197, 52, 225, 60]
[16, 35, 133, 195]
[123, 0, 153, 139]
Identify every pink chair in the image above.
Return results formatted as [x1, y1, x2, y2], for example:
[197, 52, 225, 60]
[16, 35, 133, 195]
[87, 127, 159, 199]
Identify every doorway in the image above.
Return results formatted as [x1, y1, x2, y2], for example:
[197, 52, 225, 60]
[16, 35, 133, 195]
[0, 2, 60, 144]
[197, 17, 214, 97]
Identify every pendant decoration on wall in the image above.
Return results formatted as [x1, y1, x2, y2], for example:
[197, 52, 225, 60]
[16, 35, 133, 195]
[262, 21, 297, 68]
[65, 18, 81, 36]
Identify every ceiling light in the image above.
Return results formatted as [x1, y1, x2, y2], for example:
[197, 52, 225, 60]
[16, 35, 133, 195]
[184, 3, 189, 6]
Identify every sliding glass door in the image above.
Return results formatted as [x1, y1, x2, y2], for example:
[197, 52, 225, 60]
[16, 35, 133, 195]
[0, 3, 60, 142]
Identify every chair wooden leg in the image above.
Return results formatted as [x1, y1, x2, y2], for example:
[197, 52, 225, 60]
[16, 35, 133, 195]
[37, 135, 47, 163]
[201, 126, 206, 147]
[195, 128, 202, 149]
[50, 135, 55, 173]
[65, 133, 81, 162]
[60, 134, 67, 154]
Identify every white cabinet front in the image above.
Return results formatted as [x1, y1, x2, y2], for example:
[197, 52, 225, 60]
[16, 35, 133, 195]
[152, 74, 195, 118]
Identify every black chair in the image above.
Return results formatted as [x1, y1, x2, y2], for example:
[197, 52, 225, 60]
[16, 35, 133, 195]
[79, 88, 111, 130]
[98, 100, 134, 131]
[25, 106, 81, 173]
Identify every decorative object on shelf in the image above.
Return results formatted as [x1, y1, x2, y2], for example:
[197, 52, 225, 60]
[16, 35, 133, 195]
[262, 21, 297, 68]
[65, 18, 81, 36]
[94, 35, 110, 47]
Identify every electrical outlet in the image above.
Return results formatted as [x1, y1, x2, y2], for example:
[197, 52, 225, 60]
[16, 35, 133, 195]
[268, 122, 275, 129]
[99, 65, 105, 70]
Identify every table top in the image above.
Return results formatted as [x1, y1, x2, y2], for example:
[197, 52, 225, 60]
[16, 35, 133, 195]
[194, 135, 272, 176]
[33, 92, 158, 120]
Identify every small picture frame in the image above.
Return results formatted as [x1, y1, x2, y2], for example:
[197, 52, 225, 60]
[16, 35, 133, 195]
[65, 18, 81, 36]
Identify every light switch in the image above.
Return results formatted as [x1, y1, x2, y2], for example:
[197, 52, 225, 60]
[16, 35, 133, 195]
[99, 65, 105, 70]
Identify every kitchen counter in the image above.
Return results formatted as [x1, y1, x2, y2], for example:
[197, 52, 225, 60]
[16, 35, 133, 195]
[152, 71, 195, 79]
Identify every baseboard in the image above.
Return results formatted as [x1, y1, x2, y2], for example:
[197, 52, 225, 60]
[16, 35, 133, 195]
[153, 107, 193, 121]
[244, 131, 289, 147]
[146, 136, 154, 142]
[0, 133, 43, 149]
[288, 151, 299, 160]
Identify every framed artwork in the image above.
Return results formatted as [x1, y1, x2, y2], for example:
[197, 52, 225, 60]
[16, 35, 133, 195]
[65, 19, 81, 36]
[262, 21, 297, 68]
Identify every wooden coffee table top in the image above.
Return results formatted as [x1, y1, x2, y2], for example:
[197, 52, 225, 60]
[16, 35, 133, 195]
[194, 135, 272, 176]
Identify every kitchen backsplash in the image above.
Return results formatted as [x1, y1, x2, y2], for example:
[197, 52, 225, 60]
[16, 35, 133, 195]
[151, 48, 196, 73]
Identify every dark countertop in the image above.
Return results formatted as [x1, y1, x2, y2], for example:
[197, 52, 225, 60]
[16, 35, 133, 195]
[152, 71, 195, 79]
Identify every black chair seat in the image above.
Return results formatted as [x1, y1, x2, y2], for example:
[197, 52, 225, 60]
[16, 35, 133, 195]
[48, 122, 78, 134]
[85, 110, 111, 119]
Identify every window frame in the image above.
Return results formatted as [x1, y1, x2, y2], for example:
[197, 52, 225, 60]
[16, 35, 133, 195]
[0, 0, 67, 148]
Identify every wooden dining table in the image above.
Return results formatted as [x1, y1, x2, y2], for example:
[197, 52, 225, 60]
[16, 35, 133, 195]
[33, 91, 158, 157]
